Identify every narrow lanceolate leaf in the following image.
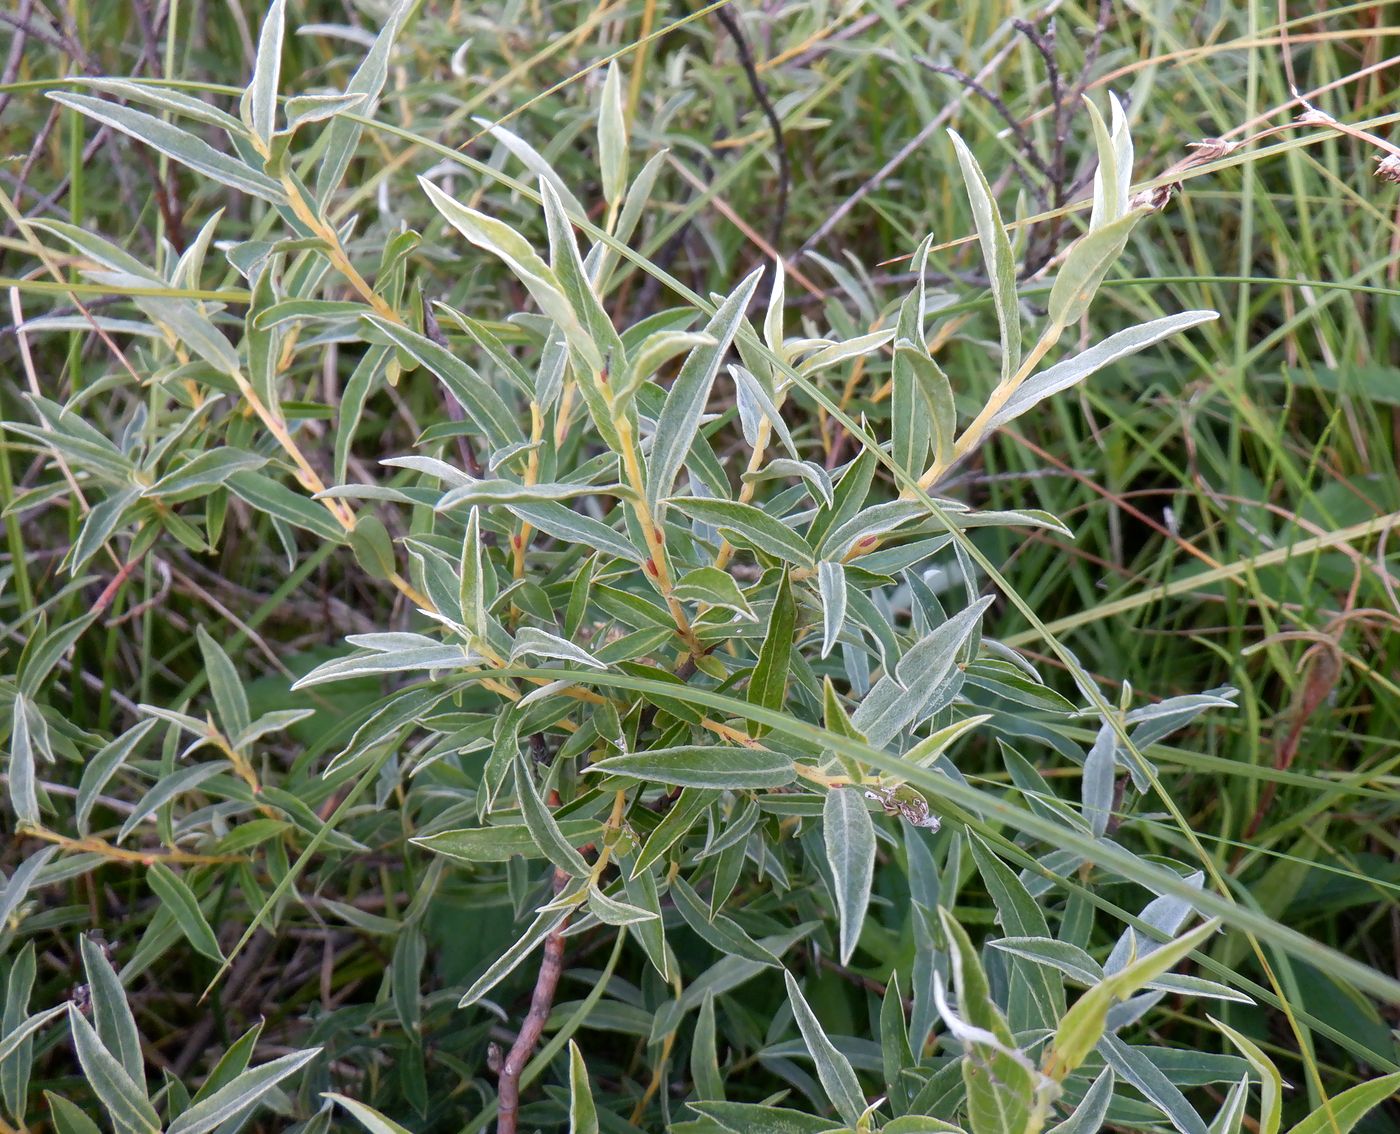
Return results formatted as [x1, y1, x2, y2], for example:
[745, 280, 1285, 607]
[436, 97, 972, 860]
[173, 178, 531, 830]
[989, 311, 1218, 430]
[597, 63, 628, 208]
[667, 497, 815, 568]
[419, 177, 599, 369]
[949, 131, 1020, 382]
[1211, 1018, 1283, 1134]
[852, 597, 993, 747]
[782, 971, 866, 1126]
[588, 746, 794, 790]
[362, 316, 522, 449]
[67, 1006, 161, 1134]
[47, 94, 285, 203]
[316, 0, 414, 199]
[243, 0, 286, 144]
[1045, 919, 1220, 1083]
[670, 877, 780, 966]
[817, 561, 847, 658]
[412, 819, 604, 864]
[1047, 1066, 1114, 1134]
[937, 911, 1039, 1134]
[79, 937, 143, 1088]
[0, 1005, 65, 1069]
[459, 507, 487, 645]
[324, 1093, 416, 1134]
[514, 752, 591, 877]
[646, 268, 764, 513]
[674, 566, 755, 620]
[165, 1049, 319, 1134]
[747, 572, 794, 736]
[144, 449, 268, 503]
[8, 694, 39, 827]
[195, 625, 250, 740]
[459, 903, 573, 1008]
[823, 788, 875, 965]
[567, 1041, 600, 1134]
[145, 863, 225, 963]
[510, 626, 606, 669]
[1045, 207, 1147, 327]
[891, 340, 931, 473]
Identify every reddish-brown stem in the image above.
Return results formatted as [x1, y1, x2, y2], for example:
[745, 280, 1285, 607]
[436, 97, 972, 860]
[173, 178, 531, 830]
[496, 868, 571, 1134]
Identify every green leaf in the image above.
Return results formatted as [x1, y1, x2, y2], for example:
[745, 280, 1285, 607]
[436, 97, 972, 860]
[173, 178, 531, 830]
[968, 834, 1064, 1028]
[1211, 1017, 1283, 1134]
[567, 1040, 600, 1134]
[674, 566, 756, 620]
[949, 131, 1020, 382]
[145, 863, 225, 963]
[2, 942, 36, 1122]
[7, 695, 40, 828]
[747, 571, 795, 736]
[195, 625, 250, 740]
[45, 1092, 104, 1134]
[823, 787, 875, 965]
[1046, 207, 1147, 327]
[670, 876, 781, 966]
[283, 91, 366, 132]
[646, 268, 764, 513]
[689, 1101, 843, 1134]
[165, 1049, 319, 1134]
[1047, 1067, 1113, 1134]
[989, 311, 1218, 430]
[362, 316, 523, 449]
[852, 597, 993, 747]
[514, 751, 592, 877]
[817, 561, 847, 659]
[668, 497, 815, 568]
[144, 449, 268, 503]
[435, 479, 615, 509]
[48, 93, 285, 203]
[226, 470, 346, 543]
[692, 991, 724, 1101]
[598, 63, 628, 208]
[419, 177, 600, 369]
[1285, 1071, 1400, 1134]
[242, 0, 286, 144]
[325, 1093, 416, 1134]
[588, 746, 794, 790]
[412, 819, 605, 864]
[316, 0, 413, 200]
[458, 903, 574, 1008]
[1087, 93, 1132, 228]
[73, 78, 246, 134]
[79, 937, 143, 1088]
[66, 1005, 160, 1134]
[782, 970, 866, 1126]
[1046, 919, 1220, 1082]
[348, 513, 397, 581]
[937, 910, 1038, 1134]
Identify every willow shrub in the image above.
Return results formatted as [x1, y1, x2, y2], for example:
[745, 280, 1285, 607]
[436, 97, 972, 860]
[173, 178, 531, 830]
[5, 3, 1400, 1133]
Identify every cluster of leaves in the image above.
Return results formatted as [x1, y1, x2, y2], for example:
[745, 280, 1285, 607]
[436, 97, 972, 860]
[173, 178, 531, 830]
[3, 3, 1400, 1133]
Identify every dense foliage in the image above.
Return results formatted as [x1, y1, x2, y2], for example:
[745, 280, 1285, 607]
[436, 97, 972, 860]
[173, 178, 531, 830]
[3, 2, 1399, 1132]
